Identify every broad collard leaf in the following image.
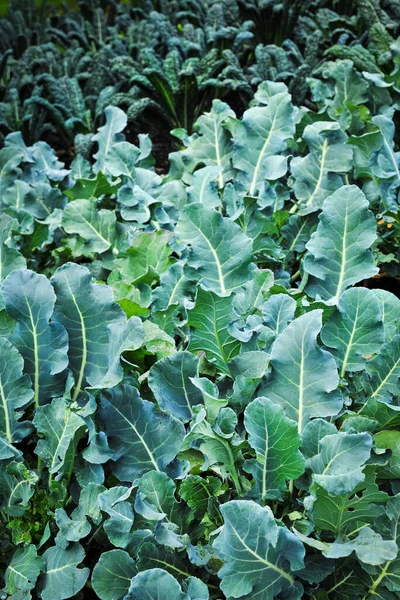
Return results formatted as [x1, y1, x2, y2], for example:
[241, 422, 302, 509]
[38, 543, 89, 600]
[181, 99, 235, 188]
[291, 121, 353, 214]
[213, 500, 305, 600]
[262, 293, 296, 336]
[148, 351, 203, 422]
[187, 287, 241, 376]
[93, 106, 127, 175]
[308, 431, 373, 495]
[50, 263, 128, 400]
[304, 185, 378, 301]
[225, 88, 295, 195]
[374, 289, 400, 342]
[0, 337, 33, 446]
[244, 397, 305, 500]
[97, 384, 185, 481]
[117, 231, 174, 285]
[0, 461, 38, 517]
[2, 269, 68, 406]
[0, 214, 26, 294]
[92, 550, 137, 600]
[4, 544, 44, 596]
[151, 262, 196, 311]
[321, 288, 385, 377]
[62, 199, 120, 256]
[125, 569, 190, 600]
[361, 335, 400, 403]
[98, 486, 135, 548]
[309, 471, 389, 536]
[260, 310, 342, 432]
[34, 397, 86, 475]
[176, 204, 252, 294]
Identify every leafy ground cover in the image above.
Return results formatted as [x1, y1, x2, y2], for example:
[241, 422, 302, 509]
[1, 1, 400, 600]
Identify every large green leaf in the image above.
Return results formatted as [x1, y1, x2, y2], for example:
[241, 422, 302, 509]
[261, 310, 342, 432]
[225, 89, 295, 195]
[187, 287, 241, 376]
[304, 185, 378, 301]
[181, 99, 235, 188]
[360, 495, 400, 597]
[92, 550, 137, 600]
[93, 106, 127, 175]
[148, 351, 203, 422]
[0, 214, 26, 297]
[2, 269, 68, 406]
[62, 199, 120, 256]
[244, 397, 305, 500]
[321, 288, 385, 377]
[125, 569, 189, 600]
[362, 335, 400, 403]
[98, 486, 135, 548]
[38, 543, 89, 600]
[291, 121, 353, 214]
[117, 231, 174, 285]
[50, 263, 129, 400]
[4, 544, 44, 596]
[213, 500, 304, 600]
[33, 397, 86, 475]
[310, 471, 389, 536]
[176, 204, 252, 294]
[308, 431, 372, 495]
[0, 461, 37, 517]
[374, 289, 400, 341]
[0, 337, 33, 446]
[97, 384, 185, 481]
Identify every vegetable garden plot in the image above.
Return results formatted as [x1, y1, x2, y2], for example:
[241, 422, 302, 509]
[0, 2, 400, 598]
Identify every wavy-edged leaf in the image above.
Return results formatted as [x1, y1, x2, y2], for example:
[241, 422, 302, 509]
[187, 288, 241, 376]
[62, 199, 120, 255]
[304, 185, 378, 301]
[362, 335, 400, 403]
[38, 543, 89, 600]
[92, 550, 137, 600]
[34, 397, 86, 475]
[261, 310, 341, 432]
[225, 89, 295, 195]
[125, 569, 189, 600]
[213, 500, 304, 600]
[244, 397, 305, 501]
[97, 384, 185, 481]
[148, 351, 202, 422]
[4, 544, 44, 596]
[93, 106, 127, 174]
[0, 338, 33, 446]
[374, 289, 400, 341]
[176, 204, 252, 294]
[50, 263, 127, 400]
[117, 231, 173, 285]
[2, 269, 68, 406]
[321, 288, 385, 377]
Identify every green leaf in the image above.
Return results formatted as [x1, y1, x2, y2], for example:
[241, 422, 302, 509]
[176, 204, 252, 294]
[310, 471, 389, 536]
[97, 384, 185, 481]
[62, 199, 120, 256]
[308, 432, 372, 495]
[374, 431, 400, 478]
[181, 409, 243, 494]
[0, 337, 33, 445]
[98, 486, 135, 548]
[179, 475, 224, 520]
[117, 231, 173, 285]
[187, 287, 241, 376]
[4, 545, 44, 596]
[304, 185, 378, 301]
[225, 89, 295, 195]
[181, 99, 235, 188]
[2, 269, 68, 406]
[148, 352, 203, 422]
[51, 263, 128, 400]
[213, 500, 304, 599]
[33, 397, 86, 475]
[187, 166, 222, 208]
[0, 214, 26, 293]
[92, 550, 137, 600]
[261, 310, 342, 432]
[125, 569, 189, 600]
[262, 293, 296, 335]
[291, 121, 353, 214]
[321, 288, 385, 377]
[361, 335, 400, 403]
[151, 263, 196, 311]
[244, 397, 305, 500]
[296, 526, 397, 566]
[38, 543, 89, 600]
[374, 289, 400, 342]
[93, 106, 127, 174]
[0, 461, 38, 517]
